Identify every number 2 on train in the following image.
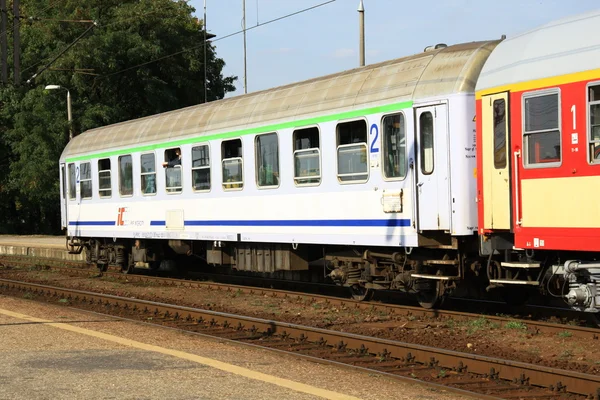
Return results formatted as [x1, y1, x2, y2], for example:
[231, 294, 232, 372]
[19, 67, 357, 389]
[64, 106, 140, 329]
[370, 123, 379, 153]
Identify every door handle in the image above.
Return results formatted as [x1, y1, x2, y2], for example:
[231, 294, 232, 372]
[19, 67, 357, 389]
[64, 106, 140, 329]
[417, 182, 424, 187]
[514, 150, 522, 226]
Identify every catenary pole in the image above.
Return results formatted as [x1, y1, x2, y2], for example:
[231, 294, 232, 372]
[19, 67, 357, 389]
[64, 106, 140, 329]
[243, 0, 247, 93]
[358, 0, 364, 67]
[203, 0, 207, 102]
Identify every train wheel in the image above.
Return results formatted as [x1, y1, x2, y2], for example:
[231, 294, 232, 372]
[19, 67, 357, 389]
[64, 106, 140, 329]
[349, 284, 373, 301]
[416, 280, 444, 309]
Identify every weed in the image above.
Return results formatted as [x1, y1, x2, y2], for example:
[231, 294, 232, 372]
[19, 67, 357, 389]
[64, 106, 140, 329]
[446, 318, 456, 329]
[410, 372, 417, 378]
[560, 349, 573, 359]
[312, 303, 322, 310]
[504, 321, 527, 330]
[558, 330, 572, 338]
[58, 298, 69, 304]
[407, 315, 416, 321]
[469, 317, 488, 328]
[438, 369, 446, 378]
[466, 316, 498, 334]
[22, 292, 34, 300]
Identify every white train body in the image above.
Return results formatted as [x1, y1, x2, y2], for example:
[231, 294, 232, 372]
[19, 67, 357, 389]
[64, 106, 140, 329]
[61, 93, 477, 246]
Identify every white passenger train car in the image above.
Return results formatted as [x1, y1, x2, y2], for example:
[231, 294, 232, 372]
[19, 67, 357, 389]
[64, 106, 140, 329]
[59, 40, 498, 306]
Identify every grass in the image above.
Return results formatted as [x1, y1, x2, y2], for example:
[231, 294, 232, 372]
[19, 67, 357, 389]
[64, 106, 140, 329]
[504, 320, 527, 330]
[560, 349, 573, 359]
[558, 330, 573, 338]
[22, 292, 34, 300]
[465, 317, 500, 334]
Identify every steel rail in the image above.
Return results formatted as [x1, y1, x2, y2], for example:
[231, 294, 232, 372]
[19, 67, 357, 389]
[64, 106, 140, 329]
[0, 278, 598, 398]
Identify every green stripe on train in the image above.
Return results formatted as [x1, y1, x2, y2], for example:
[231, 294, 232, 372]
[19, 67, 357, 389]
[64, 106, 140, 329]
[65, 100, 413, 162]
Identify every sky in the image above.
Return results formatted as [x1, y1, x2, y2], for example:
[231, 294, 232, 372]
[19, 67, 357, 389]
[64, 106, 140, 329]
[188, 0, 599, 98]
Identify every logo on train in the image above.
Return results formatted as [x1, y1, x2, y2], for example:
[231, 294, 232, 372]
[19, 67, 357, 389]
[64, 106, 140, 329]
[116, 207, 144, 227]
[117, 207, 127, 226]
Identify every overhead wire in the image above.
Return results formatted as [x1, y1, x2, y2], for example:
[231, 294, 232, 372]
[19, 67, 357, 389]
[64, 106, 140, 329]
[102, 0, 336, 79]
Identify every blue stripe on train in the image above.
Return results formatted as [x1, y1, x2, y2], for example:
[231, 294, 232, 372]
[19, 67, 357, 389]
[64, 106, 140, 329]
[151, 219, 410, 227]
[68, 221, 116, 226]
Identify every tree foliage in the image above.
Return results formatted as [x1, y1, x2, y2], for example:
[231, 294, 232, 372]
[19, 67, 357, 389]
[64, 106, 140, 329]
[0, 0, 237, 233]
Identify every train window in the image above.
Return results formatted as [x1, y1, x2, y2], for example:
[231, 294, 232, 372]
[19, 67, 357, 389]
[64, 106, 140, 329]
[68, 163, 76, 200]
[164, 148, 182, 194]
[493, 99, 507, 169]
[98, 158, 111, 198]
[140, 153, 156, 195]
[293, 127, 320, 186]
[118, 155, 133, 196]
[222, 139, 243, 190]
[192, 144, 211, 191]
[588, 85, 600, 163]
[523, 91, 561, 167]
[336, 120, 368, 183]
[80, 162, 92, 199]
[255, 133, 279, 188]
[420, 112, 434, 175]
[382, 113, 406, 179]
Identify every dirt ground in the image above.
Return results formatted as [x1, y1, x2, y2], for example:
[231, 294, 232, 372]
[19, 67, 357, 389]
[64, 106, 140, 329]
[1, 267, 599, 375]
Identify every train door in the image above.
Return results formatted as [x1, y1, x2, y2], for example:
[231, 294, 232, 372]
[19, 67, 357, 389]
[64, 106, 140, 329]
[415, 104, 450, 231]
[481, 92, 510, 230]
[60, 163, 68, 229]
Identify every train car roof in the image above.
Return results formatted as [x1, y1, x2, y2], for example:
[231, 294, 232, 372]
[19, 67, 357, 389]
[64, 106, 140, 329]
[62, 40, 499, 160]
[476, 9, 600, 93]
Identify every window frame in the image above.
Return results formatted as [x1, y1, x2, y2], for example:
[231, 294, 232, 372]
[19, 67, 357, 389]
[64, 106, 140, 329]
[493, 99, 507, 170]
[336, 118, 369, 184]
[164, 147, 183, 194]
[255, 132, 280, 189]
[221, 138, 244, 191]
[79, 161, 93, 200]
[191, 143, 211, 192]
[98, 158, 112, 198]
[118, 154, 134, 197]
[140, 152, 157, 196]
[521, 88, 562, 169]
[419, 111, 435, 175]
[68, 163, 76, 200]
[587, 81, 600, 165]
[381, 112, 407, 181]
[293, 126, 321, 187]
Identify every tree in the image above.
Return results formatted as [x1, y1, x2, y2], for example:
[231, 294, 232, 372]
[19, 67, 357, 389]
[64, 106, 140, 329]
[0, 0, 237, 234]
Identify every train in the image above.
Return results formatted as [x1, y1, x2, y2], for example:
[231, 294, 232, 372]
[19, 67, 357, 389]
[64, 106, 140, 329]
[59, 10, 600, 315]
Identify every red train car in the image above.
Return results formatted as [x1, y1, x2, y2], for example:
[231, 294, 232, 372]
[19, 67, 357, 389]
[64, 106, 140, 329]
[475, 10, 600, 314]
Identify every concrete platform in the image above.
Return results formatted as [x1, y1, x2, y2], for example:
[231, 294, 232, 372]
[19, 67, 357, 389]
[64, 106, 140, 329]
[0, 235, 85, 261]
[0, 295, 467, 400]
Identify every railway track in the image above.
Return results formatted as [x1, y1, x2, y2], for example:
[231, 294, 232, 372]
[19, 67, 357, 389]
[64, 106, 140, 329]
[1, 256, 598, 341]
[0, 277, 598, 400]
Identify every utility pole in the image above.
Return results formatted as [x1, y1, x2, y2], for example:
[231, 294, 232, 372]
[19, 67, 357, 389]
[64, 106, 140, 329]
[358, 0, 365, 67]
[243, 0, 247, 94]
[13, 0, 19, 85]
[0, 0, 7, 84]
[203, 0, 207, 103]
